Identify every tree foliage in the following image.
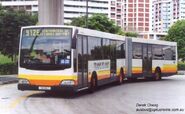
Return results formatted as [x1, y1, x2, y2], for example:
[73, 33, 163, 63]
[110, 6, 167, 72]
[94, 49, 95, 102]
[0, 6, 37, 61]
[165, 20, 185, 61]
[125, 32, 138, 37]
[70, 14, 124, 35]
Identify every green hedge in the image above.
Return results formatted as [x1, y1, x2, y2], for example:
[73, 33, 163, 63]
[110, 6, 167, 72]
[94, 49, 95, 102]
[0, 63, 18, 75]
[178, 62, 185, 70]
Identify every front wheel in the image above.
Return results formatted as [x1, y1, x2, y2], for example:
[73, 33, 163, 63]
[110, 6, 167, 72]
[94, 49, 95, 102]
[89, 76, 97, 93]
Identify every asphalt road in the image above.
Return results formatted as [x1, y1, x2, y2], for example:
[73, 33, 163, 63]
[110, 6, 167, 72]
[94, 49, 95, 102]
[0, 75, 185, 114]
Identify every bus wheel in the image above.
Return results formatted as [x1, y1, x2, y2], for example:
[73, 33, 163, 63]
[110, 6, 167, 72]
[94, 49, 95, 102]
[154, 69, 161, 81]
[89, 75, 97, 93]
[118, 69, 124, 85]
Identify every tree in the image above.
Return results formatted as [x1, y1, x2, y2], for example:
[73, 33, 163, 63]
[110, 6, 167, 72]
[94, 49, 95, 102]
[0, 6, 38, 61]
[70, 14, 124, 35]
[165, 20, 185, 61]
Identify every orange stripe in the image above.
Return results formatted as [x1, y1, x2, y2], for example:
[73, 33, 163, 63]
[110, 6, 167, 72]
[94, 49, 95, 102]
[29, 80, 78, 86]
[29, 80, 60, 86]
[98, 74, 110, 80]
[88, 74, 111, 82]
[132, 67, 142, 74]
[162, 68, 177, 73]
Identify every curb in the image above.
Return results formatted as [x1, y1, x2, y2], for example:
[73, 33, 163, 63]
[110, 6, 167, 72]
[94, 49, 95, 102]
[0, 79, 18, 85]
[0, 76, 18, 85]
[178, 71, 185, 75]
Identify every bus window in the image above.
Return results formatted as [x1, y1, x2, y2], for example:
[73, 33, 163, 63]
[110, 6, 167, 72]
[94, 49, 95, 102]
[110, 40, 117, 75]
[116, 41, 125, 59]
[163, 45, 173, 60]
[102, 39, 110, 59]
[88, 37, 102, 60]
[152, 45, 163, 60]
[132, 43, 142, 59]
[110, 40, 117, 60]
[171, 46, 176, 60]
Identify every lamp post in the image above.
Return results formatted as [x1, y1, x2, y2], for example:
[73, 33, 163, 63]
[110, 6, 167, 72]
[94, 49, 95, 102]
[85, 0, 89, 28]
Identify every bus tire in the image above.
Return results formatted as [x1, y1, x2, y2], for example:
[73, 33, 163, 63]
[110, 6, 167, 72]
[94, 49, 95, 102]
[117, 68, 124, 85]
[154, 68, 161, 81]
[89, 73, 97, 93]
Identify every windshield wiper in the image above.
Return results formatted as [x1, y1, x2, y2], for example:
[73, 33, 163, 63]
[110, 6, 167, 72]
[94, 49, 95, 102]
[29, 28, 43, 52]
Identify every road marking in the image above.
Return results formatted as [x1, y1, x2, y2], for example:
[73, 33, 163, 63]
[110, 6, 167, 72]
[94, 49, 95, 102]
[9, 96, 28, 109]
[8, 92, 37, 109]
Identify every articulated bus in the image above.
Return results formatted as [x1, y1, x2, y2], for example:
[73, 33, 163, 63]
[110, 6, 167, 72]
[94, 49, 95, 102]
[18, 25, 177, 92]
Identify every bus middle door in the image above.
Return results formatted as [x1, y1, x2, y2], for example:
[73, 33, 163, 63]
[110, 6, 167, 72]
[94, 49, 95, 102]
[142, 44, 152, 77]
[77, 36, 88, 88]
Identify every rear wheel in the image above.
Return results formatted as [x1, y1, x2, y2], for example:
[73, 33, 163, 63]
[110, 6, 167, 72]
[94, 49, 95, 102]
[154, 69, 161, 81]
[117, 69, 124, 85]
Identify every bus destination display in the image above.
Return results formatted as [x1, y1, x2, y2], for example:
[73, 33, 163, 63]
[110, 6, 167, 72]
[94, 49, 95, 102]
[24, 28, 71, 37]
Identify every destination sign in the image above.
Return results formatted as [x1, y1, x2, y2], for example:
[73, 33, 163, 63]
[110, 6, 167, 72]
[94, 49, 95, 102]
[23, 28, 71, 37]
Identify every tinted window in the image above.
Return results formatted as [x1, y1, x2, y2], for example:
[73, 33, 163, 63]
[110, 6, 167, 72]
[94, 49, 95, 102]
[88, 37, 102, 60]
[152, 45, 163, 60]
[102, 39, 110, 59]
[171, 46, 176, 60]
[110, 40, 117, 60]
[116, 41, 125, 58]
[133, 43, 142, 59]
[163, 46, 173, 60]
[110, 40, 117, 72]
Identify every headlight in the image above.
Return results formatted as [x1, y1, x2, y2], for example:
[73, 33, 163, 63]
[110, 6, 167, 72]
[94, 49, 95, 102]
[60, 80, 75, 85]
[18, 79, 30, 84]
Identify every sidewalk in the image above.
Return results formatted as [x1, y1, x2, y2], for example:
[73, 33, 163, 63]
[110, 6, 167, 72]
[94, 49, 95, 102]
[0, 75, 18, 85]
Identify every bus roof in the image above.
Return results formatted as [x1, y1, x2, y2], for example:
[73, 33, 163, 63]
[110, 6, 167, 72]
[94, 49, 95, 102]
[131, 37, 176, 46]
[21, 25, 176, 46]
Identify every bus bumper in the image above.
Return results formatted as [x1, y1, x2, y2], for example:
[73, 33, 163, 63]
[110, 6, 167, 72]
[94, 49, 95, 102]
[18, 84, 77, 92]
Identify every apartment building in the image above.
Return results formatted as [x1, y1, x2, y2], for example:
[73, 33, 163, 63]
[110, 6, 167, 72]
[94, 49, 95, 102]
[110, 0, 123, 27]
[123, 0, 151, 33]
[152, 0, 185, 33]
[0, 0, 110, 24]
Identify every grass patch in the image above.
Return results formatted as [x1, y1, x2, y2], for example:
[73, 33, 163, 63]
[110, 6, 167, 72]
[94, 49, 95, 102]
[178, 62, 185, 70]
[0, 54, 13, 64]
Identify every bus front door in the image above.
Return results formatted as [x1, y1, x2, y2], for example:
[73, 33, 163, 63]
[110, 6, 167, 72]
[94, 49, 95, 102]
[142, 44, 152, 77]
[77, 36, 88, 88]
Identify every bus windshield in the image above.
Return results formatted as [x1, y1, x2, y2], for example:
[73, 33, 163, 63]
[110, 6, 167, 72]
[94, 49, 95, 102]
[20, 28, 72, 70]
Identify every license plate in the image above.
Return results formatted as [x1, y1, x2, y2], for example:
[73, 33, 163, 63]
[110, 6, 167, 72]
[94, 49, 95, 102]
[38, 86, 51, 90]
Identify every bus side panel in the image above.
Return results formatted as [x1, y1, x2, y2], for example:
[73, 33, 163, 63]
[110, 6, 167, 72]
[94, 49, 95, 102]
[152, 60, 177, 76]
[88, 60, 111, 83]
[132, 59, 143, 77]
[116, 59, 125, 76]
[152, 60, 163, 73]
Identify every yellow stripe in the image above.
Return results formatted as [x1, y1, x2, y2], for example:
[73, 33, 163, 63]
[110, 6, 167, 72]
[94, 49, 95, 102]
[18, 74, 77, 80]
[97, 70, 110, 75]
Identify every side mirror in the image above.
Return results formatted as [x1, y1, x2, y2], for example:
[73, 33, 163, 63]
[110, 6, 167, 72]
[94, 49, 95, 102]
[72, 29, 78, 49]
